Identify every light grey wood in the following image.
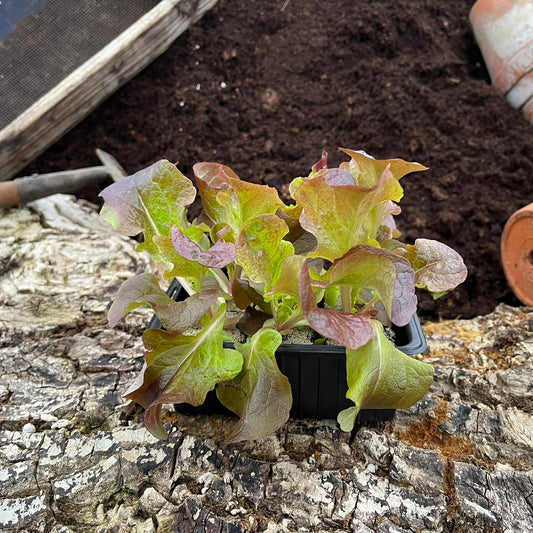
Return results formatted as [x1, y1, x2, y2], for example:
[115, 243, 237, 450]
[0, 0, 217, 182]
[0, 196, 531, 532]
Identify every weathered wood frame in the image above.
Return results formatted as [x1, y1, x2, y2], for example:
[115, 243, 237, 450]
[0, 0, 217, 181]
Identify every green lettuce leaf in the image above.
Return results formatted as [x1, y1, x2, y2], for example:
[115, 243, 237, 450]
[99, 160, 196, 263]
[125, 304, 243, 439]
[270, 294, 305, 333]
[217, 329, 291, 443]
[337, 320, 434, 432]
[299, 260, 374, 350]
[193, 162, 285, 233]
[328, 245, 417, 327]
[267, 255, 307, 332]
[290, 166, 404, 262]
[108, 273, 219, 332]
[268, 255, 306, 299]
[236, 214, 295, 291]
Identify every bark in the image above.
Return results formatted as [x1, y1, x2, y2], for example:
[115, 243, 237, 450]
[0, 196, 531, 533]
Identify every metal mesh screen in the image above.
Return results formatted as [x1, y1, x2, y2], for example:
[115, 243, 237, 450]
[0, 0, 158, 130]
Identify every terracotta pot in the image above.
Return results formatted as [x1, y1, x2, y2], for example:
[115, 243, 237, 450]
[501, 202, 533, 306]
[470, 0, 533, 121]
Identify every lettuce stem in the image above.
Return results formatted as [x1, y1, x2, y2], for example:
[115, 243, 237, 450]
[210, 268, 232, 296]
[340, 285, 352, 313]
[176, 276, 196, 296]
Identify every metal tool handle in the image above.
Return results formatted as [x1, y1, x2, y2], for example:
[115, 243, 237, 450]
[0, 149, 127, 208]
[0, 166, 109, 208]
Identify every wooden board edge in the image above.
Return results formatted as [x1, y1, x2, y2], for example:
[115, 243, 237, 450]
[0, 0, 218, 181]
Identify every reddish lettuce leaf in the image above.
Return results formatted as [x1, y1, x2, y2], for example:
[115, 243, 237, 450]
[232, 279, 270, 312]
[151, 235, 207, 284]
[171, 225, 236, 268]
[299, 260, 374, 350]
[217, 329, 291, 442]
[322, 168, 356, 186]
[237, 307, 273, 337]
[406, 238, 468, 295]
[310, 151, 328, 174]
[108, 273, 219, 332]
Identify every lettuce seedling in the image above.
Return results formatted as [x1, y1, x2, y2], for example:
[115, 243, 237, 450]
[99, 149, 467, 441]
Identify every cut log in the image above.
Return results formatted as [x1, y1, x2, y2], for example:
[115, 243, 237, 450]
[0, 196, 531, 532]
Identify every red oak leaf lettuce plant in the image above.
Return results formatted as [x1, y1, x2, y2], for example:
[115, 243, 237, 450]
[99, 149, 467, 442]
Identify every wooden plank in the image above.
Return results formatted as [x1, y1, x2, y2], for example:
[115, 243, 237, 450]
[0, 0, 217, 181]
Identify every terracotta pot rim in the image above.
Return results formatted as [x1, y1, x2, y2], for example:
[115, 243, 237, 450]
[501, 202, 533, 306]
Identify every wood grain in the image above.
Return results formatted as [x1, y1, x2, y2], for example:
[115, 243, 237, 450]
[0, 0, 217, 181]
[0, 195, 532, 532]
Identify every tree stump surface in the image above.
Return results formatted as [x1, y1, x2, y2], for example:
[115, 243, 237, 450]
[0, 196, 531, 533]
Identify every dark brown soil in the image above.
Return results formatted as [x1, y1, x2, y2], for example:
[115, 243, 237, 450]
[24, 0, 533, 321]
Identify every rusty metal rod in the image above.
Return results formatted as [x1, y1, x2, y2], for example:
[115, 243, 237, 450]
[0, 166, 110, 208]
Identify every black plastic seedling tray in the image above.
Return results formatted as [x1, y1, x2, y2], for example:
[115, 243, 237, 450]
[147, 279, 428, 422]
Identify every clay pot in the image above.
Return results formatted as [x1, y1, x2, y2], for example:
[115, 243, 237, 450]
[501, 203, 533, 306]
[469, 0, 533, 121]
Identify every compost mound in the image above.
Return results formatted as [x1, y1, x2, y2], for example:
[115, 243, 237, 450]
[26, 0, 533, 321]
